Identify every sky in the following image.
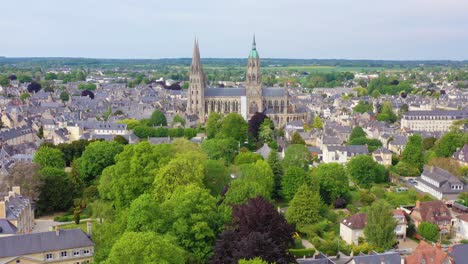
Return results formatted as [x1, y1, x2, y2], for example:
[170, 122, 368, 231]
[1, 0, 468, 60]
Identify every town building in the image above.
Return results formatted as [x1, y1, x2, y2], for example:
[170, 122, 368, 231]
[187, 37, 307, 126]
[453, 144, 468, 166]
[0, 186, 34, 235]
[372, 147, 392, 166]
[352, 252, 402, 264]
[322, 145, 368, 164]
[449, 244, 468, 264]
[409, 201, 452, 235]
[454, 214, 468, 240]
[415, 166, 465, 200]
[340, 213, 367, 245]
[406, 241, 452, 264]
[393, 209, 407, 240]
[401, 110, 468, 132]
[0, 228, 94, 263]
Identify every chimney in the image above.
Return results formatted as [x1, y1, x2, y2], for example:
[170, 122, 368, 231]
[12, 186, 20, 195]
[86, 221, 92, 237]
[0, 201, 6, 219]
[55, 225, 60, 236]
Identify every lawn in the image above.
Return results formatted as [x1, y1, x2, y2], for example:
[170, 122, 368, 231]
[59, 220, 98, 233]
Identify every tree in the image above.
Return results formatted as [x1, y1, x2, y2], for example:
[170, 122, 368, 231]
[4, 163, 42, 201]
[248, 112, 269, 140]
[99, 142, 174, 208]
[282, 144, 311, 171]
[20, 93, 31, 101]
[281, 166, 312, 201]
[202, 138, 238, 163]
[155, 185, 229, 262]
[149, 109, 167, 126]
[218, 113, 248, 143]
[315, 163, 349, 205]
[347, 155, 387, 187]
[33, 146, 65, 168]
[206, 112, 222, 139]
[78, 141, 124, 183]
[423, 137, 437, 150]
[77, 82, 97, 90]
[36, 167, 74, 213]
[267, 151, 283, 198]
[418, 222, 439, 242]
[392, 161, 420, 176]
[258, 119, 274, 144]
[364, 200, 397, 250]
[211, 197, 296, 264]
[152, 152, 205, 202]
[106, 232, 185, 264]
[353, 101, 373, 113]
[402, 134, 424, 172]
[235, 152, 263, 165]
[285, 184, 323, 229]
[312, 116, 323, 129]
[434, 131, 467, 157]
[204, 159, 231, 196]
[37, 126, 44, 139]
[27, 81, 41, 93]
[172, 114, 186, 127]
[350, 126, 366, 141]
[291, 131, 305, 145]
[224, 161, 275, 205]
[376, 101, 397, 123]
[113, 135, 129, 145]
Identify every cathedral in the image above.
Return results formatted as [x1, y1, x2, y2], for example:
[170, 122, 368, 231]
[187, 36, 307, 126]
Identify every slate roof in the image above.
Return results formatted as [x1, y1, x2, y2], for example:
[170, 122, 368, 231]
[450, 244, 468, 264]
[262, 87, 286, 97]
[354, 252, 401, 264]
[0, 219, 17, 235]
[204, 87, 246, 97]
[403, 109, 468, 118]
[0, 229, 94, 258]
[453, 144, 468, 163]
[417, 166, 465, 194]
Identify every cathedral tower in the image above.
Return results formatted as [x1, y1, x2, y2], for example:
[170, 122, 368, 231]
[188, 38, 206, 122]
[246, 35, 263, 114]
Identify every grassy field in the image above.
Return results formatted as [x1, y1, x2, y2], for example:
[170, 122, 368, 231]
[59, 220, 98, 233]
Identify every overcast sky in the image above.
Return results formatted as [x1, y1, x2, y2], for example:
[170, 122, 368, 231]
[2, 0, 468, 60]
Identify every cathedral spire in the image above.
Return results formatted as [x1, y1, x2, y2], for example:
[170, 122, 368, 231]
[252, 34, 256, 50]
[191, 37, 202, 71]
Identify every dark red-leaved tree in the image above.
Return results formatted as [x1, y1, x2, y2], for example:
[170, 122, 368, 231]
[248, 112, 269, 140]
[210, 197, 296, 264]
[27, 81, 42, 93]
[81, 90, 95, 99]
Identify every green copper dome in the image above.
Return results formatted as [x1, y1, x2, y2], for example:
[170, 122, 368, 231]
[249, 49, 259, 59]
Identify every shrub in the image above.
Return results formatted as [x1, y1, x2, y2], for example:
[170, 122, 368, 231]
[289, 248, 315, 258]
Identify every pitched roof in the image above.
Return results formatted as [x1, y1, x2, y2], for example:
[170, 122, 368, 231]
[411, 200, 451, 223]
[0, 219, 17, 235]
[450, 244, 468, 264]
[353, 252, 401, 264]
[204, 87, 246, 97]
[341, 213, 367, 230]
[0, 229, 94, 258]
[406, 241, 450, 264]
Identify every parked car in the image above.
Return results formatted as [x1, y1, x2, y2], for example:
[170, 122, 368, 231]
[408, 179, 417, 184]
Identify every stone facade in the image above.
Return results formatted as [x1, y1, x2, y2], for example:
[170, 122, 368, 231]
[187, 36, 307, 126]
[401, 110, 468, 132]
[0, 186, 34, 235]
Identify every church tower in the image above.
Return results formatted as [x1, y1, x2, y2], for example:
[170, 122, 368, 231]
[246, 35, 263, 114]
[188, 38, 206, 122]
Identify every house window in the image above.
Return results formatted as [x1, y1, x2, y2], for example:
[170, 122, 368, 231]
[16, 260, 20, 263]
[61, 251, 68, 257]
[73, 250, 80, 256]
[46, 253, 54, 260]
[83, 249, 90, 255]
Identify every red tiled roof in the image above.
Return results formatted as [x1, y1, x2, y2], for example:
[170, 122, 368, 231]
[341, 213, 367, 230]
[406, 241, 450, 264]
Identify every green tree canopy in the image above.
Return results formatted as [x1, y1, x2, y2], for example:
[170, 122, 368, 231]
[281, 166, 313, 201]
[78, 141, 124, 183]
[401, 134, 424, 172]
[314, 163, 349, 205]
[267, 151, 283, 198]
[350, 126, 366, 141]
[347, 155, 387, 187]
[149, 109, 167, 126]
[33, 146, 65, 168]
[218, 112, 248, 143]
[282, 144, 311, 171]
[364, 200, 397, 250]
[312, 116, 323, 129]
[206, 112, 222, 139]
[285, 184, 323, 229]
[433, 131, 468, 157]
[353, 101, 373, 113]
[36, 167, 74, 213]
[234, 151, 263, 165]
[376, 101, 397, 123]
[202, 138, 238, 163]
[105, 232, 185, 264]
[291, 131, 305, 145]
[153, 151, 206, 202]
[418, 222, 439, 242]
